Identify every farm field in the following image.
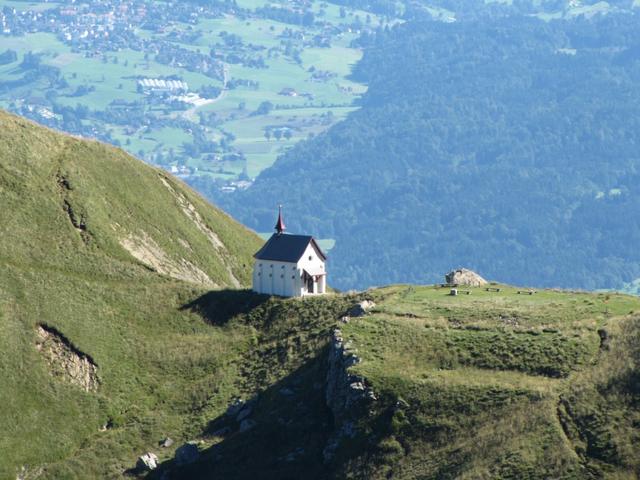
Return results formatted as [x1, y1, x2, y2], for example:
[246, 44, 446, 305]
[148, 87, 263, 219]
[0, 0, 391, 191]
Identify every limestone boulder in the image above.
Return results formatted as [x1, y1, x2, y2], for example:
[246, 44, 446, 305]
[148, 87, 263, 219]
[160, 437, 174, 448]
[445, 268, 488, 287]
[348, 300, 376, 317]
[136, 452, 158, 471]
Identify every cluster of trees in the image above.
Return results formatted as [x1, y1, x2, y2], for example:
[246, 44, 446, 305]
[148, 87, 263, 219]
[264, 126, 293, 141]
[154, 42, 224, 80]
[256, 6, 316, 26]
[207, 10, 640, 291]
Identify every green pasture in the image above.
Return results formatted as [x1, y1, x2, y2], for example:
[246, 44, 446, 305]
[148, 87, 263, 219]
[0, 0, 373, 181]
[566, 1, 612, 17]
[330, 284, 640, 477]
[345, 283, 640, 384]
[197, 16, 287, 50]
[0, 32, 69, 55]
[221, 106, 356, 174]
[367, 284, 638, 327]
[313, 1, 384, 26]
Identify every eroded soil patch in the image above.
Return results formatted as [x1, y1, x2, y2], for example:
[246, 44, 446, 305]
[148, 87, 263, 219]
[159, 175, 241, 287]
[35, 324, 99, 392]
[120, 231, 215, 286]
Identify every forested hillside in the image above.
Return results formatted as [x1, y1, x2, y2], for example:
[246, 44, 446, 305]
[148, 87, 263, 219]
[208, 10, 640, 291]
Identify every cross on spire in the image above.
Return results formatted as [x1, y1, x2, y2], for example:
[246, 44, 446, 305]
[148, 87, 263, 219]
[275, 205, 286, 234]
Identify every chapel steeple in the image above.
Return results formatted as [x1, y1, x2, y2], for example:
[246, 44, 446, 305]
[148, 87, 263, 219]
[275, 205, 286, 235]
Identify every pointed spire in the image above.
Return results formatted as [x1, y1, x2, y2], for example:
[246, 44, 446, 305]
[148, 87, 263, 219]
[275, 205, 286, 234]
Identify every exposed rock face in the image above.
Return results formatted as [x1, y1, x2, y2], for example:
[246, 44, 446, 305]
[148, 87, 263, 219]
[445, 268, 488, 287]
[16, 465, 43, 480]
[597, 329, 610, 350]
[136, 452, 158, 471]
[348, 300, 376, 317]
[159, 175, 241, 287]
[326, 328, 372, 422]
[324, 328, 376, 462]
[120, 231, 214, 286]
[35, 324, 99, 392]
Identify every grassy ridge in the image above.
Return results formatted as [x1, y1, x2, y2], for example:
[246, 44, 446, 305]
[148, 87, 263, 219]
[334, 285, 640, 479]
[159, 283, 639, 479]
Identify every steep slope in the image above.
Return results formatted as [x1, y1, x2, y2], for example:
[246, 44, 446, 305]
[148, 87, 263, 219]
[0, 110, 257, 288]
[159, 285, 640, 479]
[207, 12, 640, 291]
[0, 110, 263, 478]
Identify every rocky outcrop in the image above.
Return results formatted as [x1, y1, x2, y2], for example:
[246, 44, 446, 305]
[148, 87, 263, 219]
[347, 300, 376, 318]
[445, 268, 488, 287]
[136, 452, 158, 471]
[160, 437, 174, 448]
[324, 328, 376, 462]
[326, 328, 375, 421]
[597, 328, 610, 350]
[16, 465, 43, 480]
[35, 324, 99, 392]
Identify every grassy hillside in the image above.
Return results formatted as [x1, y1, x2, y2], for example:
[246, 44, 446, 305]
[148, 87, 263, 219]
[159, 285, 640, 479]
[1, 110, 638, 479]
[334, 285, 640, 478]
[0, 110, 264, 478]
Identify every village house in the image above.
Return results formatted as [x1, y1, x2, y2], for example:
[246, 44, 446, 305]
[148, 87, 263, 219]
[252, 207, 327, 297]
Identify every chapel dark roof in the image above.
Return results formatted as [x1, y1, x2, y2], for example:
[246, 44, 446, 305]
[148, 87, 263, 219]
[254, 233, 327, 263]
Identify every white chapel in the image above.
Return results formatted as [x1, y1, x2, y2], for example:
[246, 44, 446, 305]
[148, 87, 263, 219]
[252, 207, 327, 297]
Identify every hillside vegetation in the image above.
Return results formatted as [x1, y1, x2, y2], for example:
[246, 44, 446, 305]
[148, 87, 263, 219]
[334, 285, 640, 478]
[157, 285, 640, 479]
[212, 9, 640, 292]
[0, 110, 264, 477]
[1, 111, 638, 479]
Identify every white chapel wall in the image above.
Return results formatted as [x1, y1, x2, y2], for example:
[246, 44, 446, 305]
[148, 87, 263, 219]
[253, 259, 300, 297]
[297, 244, 326, 295]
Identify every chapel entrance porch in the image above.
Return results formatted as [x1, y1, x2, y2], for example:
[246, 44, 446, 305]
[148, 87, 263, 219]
[302, 270, 326, 295]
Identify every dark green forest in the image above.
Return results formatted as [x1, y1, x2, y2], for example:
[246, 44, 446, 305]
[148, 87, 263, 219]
[198, 9, 640, 291]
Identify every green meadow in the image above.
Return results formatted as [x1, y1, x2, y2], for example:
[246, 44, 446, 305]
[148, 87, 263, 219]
[0, 0, 380, 182]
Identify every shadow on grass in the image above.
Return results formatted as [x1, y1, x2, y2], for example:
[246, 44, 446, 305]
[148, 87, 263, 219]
[181, 289, 271, 326]
[150, 351, 340, 480]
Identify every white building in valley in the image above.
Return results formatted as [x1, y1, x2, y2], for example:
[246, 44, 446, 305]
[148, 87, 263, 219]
[252, 208, 327, 297]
